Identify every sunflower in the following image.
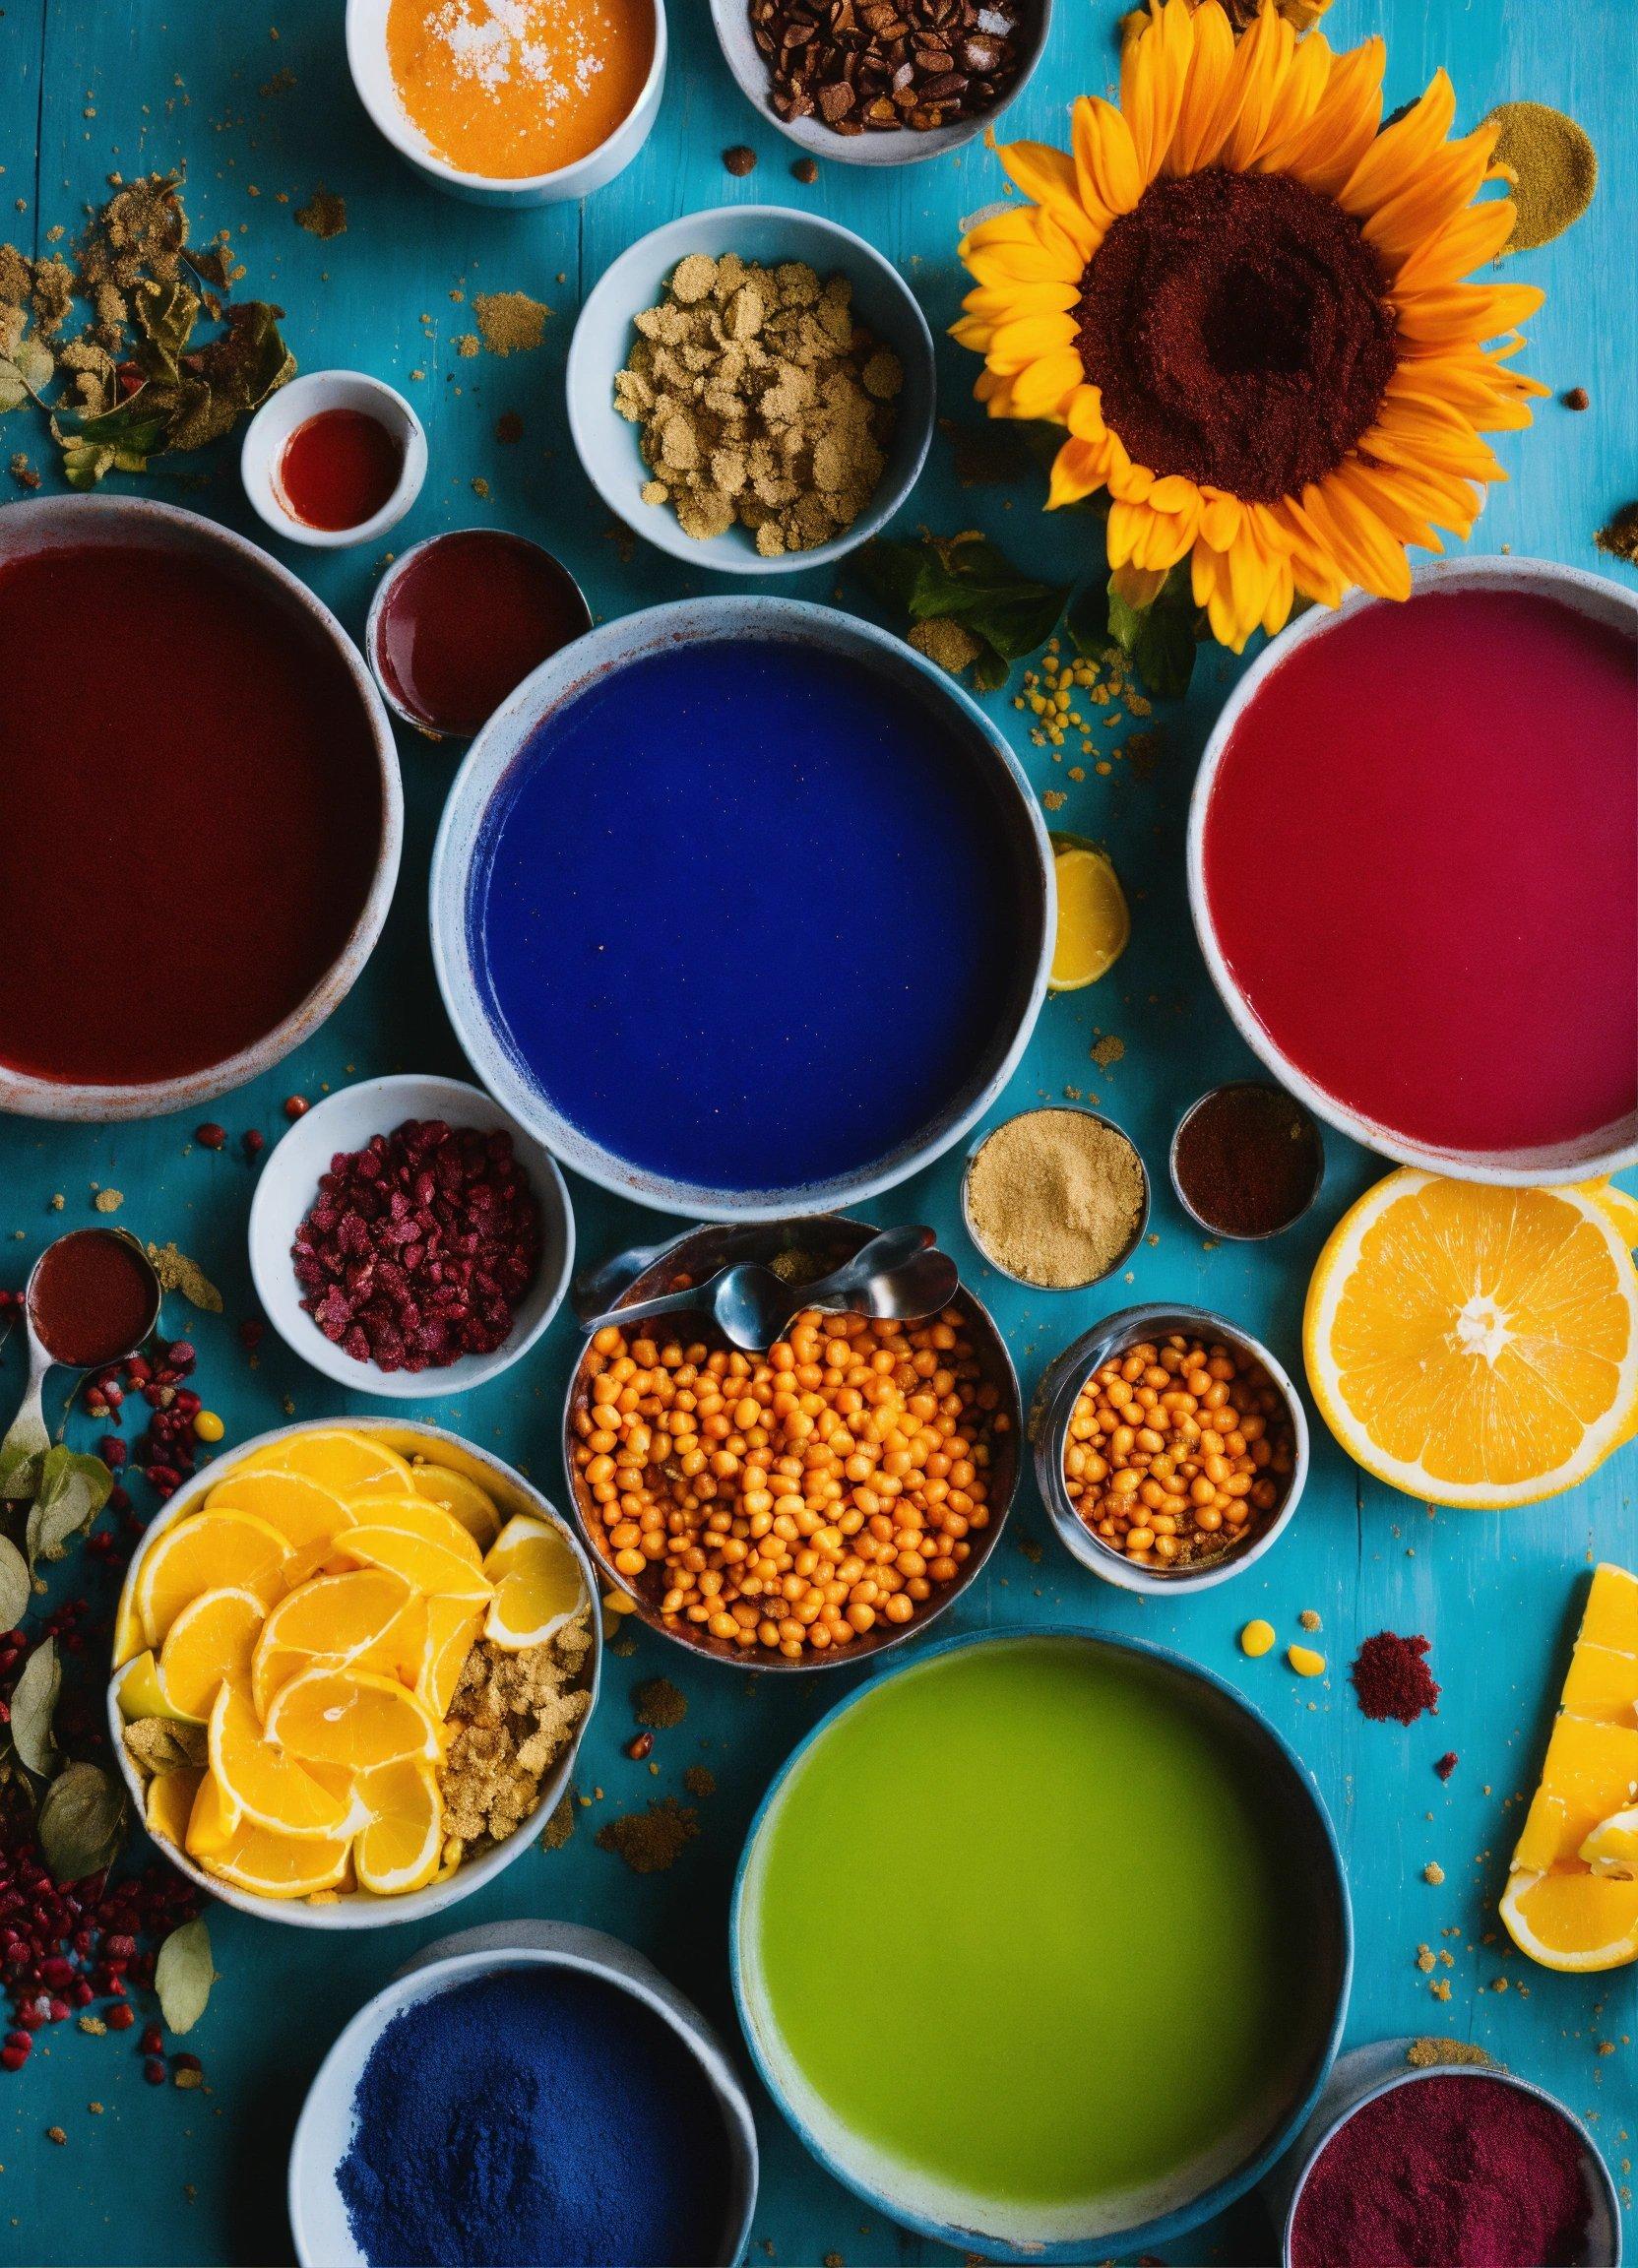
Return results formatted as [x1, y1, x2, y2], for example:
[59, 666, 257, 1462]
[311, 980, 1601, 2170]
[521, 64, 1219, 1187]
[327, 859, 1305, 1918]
[952, 0, 1548, 651]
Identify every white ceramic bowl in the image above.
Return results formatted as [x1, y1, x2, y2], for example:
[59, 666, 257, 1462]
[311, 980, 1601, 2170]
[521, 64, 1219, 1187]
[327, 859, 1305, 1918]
[0, 496, 401, 1124]
[241, 370, 427, 551]
[708, 0, 1053, 167]
[565, 206, 935, 575]
[1189, 555, 1638, 1185]
[288, 1922, 760, 2266]
[247, 1073, 574, 1399]
[345, 0, 666, 206]
[108, 1418, 600, 1929]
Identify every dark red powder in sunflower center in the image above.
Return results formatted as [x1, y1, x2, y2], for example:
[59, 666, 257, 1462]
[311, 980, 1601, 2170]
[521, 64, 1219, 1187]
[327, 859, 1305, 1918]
[1290, 2073, 1593, 2268]
[1074, 166, 1398, 503]
[1352, 1629, 1440, 1724]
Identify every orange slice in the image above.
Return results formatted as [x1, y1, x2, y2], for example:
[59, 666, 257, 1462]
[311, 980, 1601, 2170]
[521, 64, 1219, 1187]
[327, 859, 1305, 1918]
[114, 1649, 191, 1725]
[1499, 1866, 1638, 1972]
[208, 1681, 353, 1839]
[158, 1588, 266, 1724]
[248, 1567, 415, 1714]
[204, 1471, 354, 1572]
[264, 1667, 440, 1773]
[413, 1597, 484, 1721]
[338, 1493, 483, 1567]
[352, 1760, 442, 1895]
[201, 1821, 353, 1901]
[240, 1428, 413, 1498]
[145, 1768, 203, 1848]
[339, 1525, 492, 1605]
[136, 1511, 289, 1649]
[482, 1515, 587, 1651]
[184, 1771, 242, 1860]
[405, 1462, 502, 1550]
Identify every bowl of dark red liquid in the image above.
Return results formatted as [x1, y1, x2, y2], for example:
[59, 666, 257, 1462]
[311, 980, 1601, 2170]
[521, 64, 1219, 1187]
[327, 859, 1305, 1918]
[366, 530, 593, 742]
[1189, 557, 1638, 1184]
[241, 370, 427, 550]
[0, 497, 401, 1122]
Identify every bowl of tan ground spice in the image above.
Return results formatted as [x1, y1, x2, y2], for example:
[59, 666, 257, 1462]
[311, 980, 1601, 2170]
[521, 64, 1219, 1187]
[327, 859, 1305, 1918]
[962, 1106, 1150, 1291]
[567, 207, 935, 573]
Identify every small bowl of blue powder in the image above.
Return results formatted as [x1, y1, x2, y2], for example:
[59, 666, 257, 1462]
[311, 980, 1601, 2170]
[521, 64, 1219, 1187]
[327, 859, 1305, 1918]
[289, 1920, 758, 2268]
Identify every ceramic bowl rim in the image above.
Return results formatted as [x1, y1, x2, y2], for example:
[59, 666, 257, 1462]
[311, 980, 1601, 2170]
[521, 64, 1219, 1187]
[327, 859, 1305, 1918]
[960, 1104, 1152, 1291]
[730, 1622, 1353, 2261]
[705, 0, 1054, 166]
[1279, 2056, 1623, 2268]
[1187, 555, 1638, 1185]
[287, 1923, 760, 2268]
[564, 204, 936, 576]
[239, 368, 428, 552]
[428, 595, 1053, 1219]
[104, 1416, 600, 1929]
[343, 0, 668, 197]
[245, 1072, 576, 1399]
[1028, 1301, 1310, 1597]
[0, 494, 402, 1122]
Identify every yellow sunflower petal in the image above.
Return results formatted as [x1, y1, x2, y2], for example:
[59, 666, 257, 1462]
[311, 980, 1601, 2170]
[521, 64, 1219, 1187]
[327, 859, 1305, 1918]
[1166, 0, 1237, 174]
[1269, 504, 1348, 609]
[1120, 0, 1195, 185]
[1362, 130, 1501, 270]
[1299, 478, 1413, 600]
[1108, 458, 1156, 504]
[1072, 95, 1145, 219]
[1338, 69, 1457, 218]
[1199, 490, 1245, 552]
[1261, 555, 1296, 637]
[1191, 539, 1255, 652]
[974, 366, 1020, 417]
[963, 240, 1086, 290]
[1391, 196, 1518, 291]
[1008, 347, 1088, 420]
[982, 310, 1080, 371]
[1395, 282, 1544, 349]
[993, 138, 1106, 259]
[1218, 6, 1297, 175]
[1066, 386, 1109, 443]
[1047, 435, 1109, 508]
[1247, 27, 1331, 172]
[1262, 33, 1384, 196]
[948, 314, 997, 354]
[1331, 460, 1440, 553]
[1136, 501, 1199, 571]
[960, 280, 1082, 319]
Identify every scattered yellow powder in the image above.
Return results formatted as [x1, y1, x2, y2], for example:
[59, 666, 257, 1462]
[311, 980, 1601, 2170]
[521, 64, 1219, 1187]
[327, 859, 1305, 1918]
[1091, 1034, 1126, 1069]
[474, 289, 550, 355]
[92, 1188, 122, 1213]
[454, 332, 479, 357]
[1407, 2037, 1492, 2069]
[1484, 101, 1597, 252]
[909, 617, 982, 677]
[1298, 1608, 1322, 1632]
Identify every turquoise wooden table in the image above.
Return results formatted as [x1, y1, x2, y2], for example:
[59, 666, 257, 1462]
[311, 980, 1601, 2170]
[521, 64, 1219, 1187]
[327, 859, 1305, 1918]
[0, 0, 1633, 2260]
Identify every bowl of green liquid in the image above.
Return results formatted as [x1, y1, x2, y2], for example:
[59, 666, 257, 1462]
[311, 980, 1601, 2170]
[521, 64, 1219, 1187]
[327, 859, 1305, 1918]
[733, 1629, 1350, 2260]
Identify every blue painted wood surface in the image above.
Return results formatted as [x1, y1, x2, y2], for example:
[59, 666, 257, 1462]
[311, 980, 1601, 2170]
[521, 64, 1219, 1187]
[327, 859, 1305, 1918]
[0, 0, 1633, 2260]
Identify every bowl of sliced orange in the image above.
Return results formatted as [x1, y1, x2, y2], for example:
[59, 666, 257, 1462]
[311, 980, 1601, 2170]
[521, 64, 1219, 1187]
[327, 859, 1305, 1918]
[106, 1419, 600, 1928]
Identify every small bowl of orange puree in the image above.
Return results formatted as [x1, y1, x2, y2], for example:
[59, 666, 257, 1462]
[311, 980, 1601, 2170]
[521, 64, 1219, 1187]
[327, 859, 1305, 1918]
[346, 0, 666, 206]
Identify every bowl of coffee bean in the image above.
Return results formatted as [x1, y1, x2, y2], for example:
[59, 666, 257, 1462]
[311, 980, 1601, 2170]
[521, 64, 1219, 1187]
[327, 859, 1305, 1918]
[710, 0, 1052, 167]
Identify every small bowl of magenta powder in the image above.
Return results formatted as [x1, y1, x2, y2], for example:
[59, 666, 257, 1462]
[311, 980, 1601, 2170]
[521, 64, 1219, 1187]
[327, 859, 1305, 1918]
[290, 1927, 758, 2268]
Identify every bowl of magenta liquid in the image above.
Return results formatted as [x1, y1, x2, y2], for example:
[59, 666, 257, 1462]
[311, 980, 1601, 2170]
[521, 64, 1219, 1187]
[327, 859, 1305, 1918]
[1189, 556, 1638, 1184]
[288, 1920, 758, 2268]
[0, 495, 400, 1121]
[431, 597, 1053, 1218]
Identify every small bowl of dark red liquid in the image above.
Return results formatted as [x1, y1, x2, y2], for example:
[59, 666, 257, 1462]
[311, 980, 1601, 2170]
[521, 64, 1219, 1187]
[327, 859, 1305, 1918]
[366, 530, 594, 741]
[0, 1230, 161, 1486]
[241, 369, 427, 550]
[1170, 1081, 1324, 1242]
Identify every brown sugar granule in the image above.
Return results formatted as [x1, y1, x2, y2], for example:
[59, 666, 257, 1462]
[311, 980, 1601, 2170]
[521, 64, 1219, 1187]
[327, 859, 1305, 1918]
[1563, 386, 1590, 410]
[538, 1788, 578, 1851]
[1407, 2036, 1492, 2070]
[294, 186, 346, 239]
[46, 2126, 66, 2146]
[633, 1676, 688, 1730]
[31, 255, 75, 335]
[1596, 503, 1638, 568]
[454, 333, 479, 358]
[966, 1107, 1146, 1288]
[1091, 1034, 1126, 1069]
[439, 1615, 592, 1851]
[474, 290, 551, 356]
[1298, 1608, 1322, 1632]
[683, 1764, 717, 1799]
[724, 146, 757, 176]
[1424, 1861, 1446, 1885]
[597, 1797, 700, 1874]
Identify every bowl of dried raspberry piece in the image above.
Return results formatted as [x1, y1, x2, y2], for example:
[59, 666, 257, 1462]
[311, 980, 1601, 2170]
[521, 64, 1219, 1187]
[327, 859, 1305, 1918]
[248, 1072, 575, 1398]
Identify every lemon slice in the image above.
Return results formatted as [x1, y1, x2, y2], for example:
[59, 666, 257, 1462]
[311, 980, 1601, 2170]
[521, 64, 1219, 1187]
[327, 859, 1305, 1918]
[136, 1511, 289, 1650]
[264, 1667, 440, 1773]
[208, 1682, 352, 1840]
[145, 1768, 203, 1848]
[202, 1821, 354, 1901]
[1047, 840, 1129, 991]
[240, 1429, 413, 1498]
[339, 1493, 483, 1568]
[1304, 1170, 1638, 1508]
[352, 1761, 443, 1896]
[482, 1515, 588, 1651]
[158, 1588, 266, 1723]
[1500, 1865, 1638, 1972]
[406, 1462, 503, 1550]
[340, 1525, 492, 1605]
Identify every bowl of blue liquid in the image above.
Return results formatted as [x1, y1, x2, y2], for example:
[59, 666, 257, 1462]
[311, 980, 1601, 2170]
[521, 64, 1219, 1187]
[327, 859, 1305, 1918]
[431, 598, 1053, 1219]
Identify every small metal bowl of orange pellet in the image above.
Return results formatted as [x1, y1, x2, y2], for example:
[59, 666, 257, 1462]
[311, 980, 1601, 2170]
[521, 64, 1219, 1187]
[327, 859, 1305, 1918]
[1030, 1305, 1309, 1597]
[562, 1215, 1021, 1670]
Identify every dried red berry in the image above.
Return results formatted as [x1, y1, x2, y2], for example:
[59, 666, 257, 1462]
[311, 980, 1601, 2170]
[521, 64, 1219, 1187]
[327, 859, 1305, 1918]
[242, 1129, 266, 1162]
[195, 1122, 227, 1150]
[284, 1095, 309, 1120]
[143, 2056, 165, 2085]
[104, 2002, 135, 2032]
[0, 2043, 28, 2071]
[140, 2022, 163, 2054]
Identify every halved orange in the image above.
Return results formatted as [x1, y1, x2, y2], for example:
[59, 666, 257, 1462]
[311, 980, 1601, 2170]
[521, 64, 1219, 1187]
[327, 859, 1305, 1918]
[264, 1667, 440, 1773]
[413, 1597, 484, 1720]
[208, 1681, 353, 1839]
[115, 1650, 190, 1726]
[137, 1512, 289, 1649]
[204, 1470, 354, 1574]
[158, 1588, 267, 1724]
[338, 1493, 483, 1567]
[1500, 1865, 1638, 1972]
[352, 1760, 442, 1896]
[184, 1770, 242, 1860]
[483, 1515, 586, 1651]
[249, 1567, 415, 1716]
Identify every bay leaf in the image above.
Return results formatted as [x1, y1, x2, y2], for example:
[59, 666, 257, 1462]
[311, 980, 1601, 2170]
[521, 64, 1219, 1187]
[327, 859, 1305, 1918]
[0, 1535, 29, 1630]
[26, 1448, 113, 1572]
[37, 1761, 127, 1884]
[155, 1917, 217, 2035]
[11, 1637, 61, 1778]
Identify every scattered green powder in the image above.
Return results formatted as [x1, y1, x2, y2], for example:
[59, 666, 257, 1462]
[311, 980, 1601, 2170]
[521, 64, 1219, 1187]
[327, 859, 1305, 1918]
[1484, 102, 1597, 252]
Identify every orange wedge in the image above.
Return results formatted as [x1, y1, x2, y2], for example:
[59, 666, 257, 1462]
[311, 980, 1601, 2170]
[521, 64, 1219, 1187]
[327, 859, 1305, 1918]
[145, 1768, 203, 1848]
[413, 1597, 483, 1720]
[201, 1821, 353, 1901]
[339, 1525, 492, 1605]
[204, 1470, 354, 1575]
[184, 1770, 242, 1860]
[137, 1511, 289, 1649]
[340, 1493, 483, 1568]
[1499, 1867, 1638, 1973]
[240, 1428, 413, 1498]
[158, 1588, 266, 1723]
[264, 1667, 440, 1773]
[115, 1650, 191, 1725]
[482, 1515, 587, 1651]
[352, 1760, 442, 1896]
[208, 1681, 353, 1839]
[405, 1462, 502, 1550]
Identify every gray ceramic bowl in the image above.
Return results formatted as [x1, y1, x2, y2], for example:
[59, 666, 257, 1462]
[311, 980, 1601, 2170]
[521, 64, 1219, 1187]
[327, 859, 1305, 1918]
[565, 206, 935, 575]
[708, 0, 1053, 167]
[562, 1213, 1022, 1670]
[430, 597, 1053, 1220]
[1029, 1303, 1308, 1596]
[289, 1922, 758, 2266]
[0, 496, 401, 1122]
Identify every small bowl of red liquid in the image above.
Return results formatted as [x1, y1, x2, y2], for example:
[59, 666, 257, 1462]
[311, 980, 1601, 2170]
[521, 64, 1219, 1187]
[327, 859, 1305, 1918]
[365, 530, 593, 742]
[241, 370, 427, 551]
[1189, 557, 1638, 1185]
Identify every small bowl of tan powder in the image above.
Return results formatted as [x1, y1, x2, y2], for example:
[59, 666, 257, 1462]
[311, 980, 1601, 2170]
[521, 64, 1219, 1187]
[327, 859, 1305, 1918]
[962, 1105, 1150, 1292]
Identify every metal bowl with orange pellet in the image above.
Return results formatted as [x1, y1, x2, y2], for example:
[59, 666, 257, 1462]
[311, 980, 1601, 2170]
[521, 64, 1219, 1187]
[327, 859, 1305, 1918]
[562, 1216, 1021, 1670]
[1030, 1305, 1309, 1598]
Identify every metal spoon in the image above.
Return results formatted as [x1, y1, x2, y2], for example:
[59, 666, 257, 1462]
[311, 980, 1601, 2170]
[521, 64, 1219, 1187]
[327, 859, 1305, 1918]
[579, 1225, 960, 1353]
[0, 1230, 161, 1499]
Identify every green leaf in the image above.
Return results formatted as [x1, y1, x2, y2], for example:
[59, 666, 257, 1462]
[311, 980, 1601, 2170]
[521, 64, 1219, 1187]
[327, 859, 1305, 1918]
[1065, 578, 1111, 658]
[26, 1448, 113, 1572]
[132, 277, 201, 384]
[855, 532, 1069, 687]
[156, 1918, 218, 2035]
[0, 1536, 30, 1630]
[853, 538, 931, 617]
[37, 1762, 128, 1884]
[0, 1412, 46, 1501]
[1105, 563, 1199, 702]
[11, 1638, 61, 1779]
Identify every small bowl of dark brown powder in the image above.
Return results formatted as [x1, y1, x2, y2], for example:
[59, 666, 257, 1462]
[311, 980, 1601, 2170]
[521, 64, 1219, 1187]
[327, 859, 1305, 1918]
[1170, 1081, 1324, 1242]
[962, 1105, 1149, 1291]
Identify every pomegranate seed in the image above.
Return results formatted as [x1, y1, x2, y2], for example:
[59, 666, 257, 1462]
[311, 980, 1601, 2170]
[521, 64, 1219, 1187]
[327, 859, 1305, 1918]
[143, 2057, 165, 2085]
[104, 2002, 135, 2032]
[195, 1123, 227, 1150]
[284, 1095, 309, 1119]
[242, 1130, 266, 1162]
[0, 2044, 28, 2071]
[140, 2022, 162, 2054]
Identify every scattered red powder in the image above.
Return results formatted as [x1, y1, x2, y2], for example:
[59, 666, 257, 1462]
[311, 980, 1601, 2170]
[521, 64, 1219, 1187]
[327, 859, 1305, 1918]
[1290, 2073, 1593, 2268]
[1435, 1750, 1459, 1782]
[1351, 1630, 1440, 1725]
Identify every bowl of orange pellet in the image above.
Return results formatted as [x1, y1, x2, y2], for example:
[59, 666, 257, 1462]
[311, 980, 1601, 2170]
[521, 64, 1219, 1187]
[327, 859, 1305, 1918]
[563, 1216, 1021, 1669]
[1029, 1305, 1309, 1596]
